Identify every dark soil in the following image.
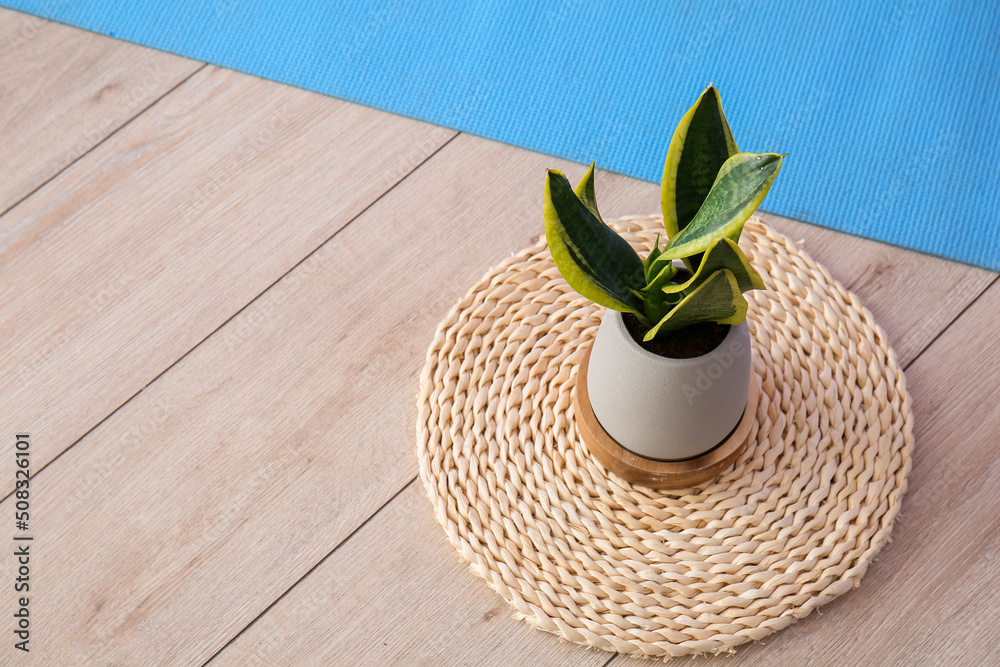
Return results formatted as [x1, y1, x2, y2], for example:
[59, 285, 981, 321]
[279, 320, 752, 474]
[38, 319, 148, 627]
[622, 313, 730, 359]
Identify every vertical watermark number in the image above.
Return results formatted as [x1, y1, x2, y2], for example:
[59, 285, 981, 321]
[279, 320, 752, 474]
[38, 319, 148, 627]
[12, 434, 32, 653]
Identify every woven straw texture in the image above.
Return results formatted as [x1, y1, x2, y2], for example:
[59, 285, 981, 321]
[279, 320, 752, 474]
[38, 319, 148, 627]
[416, 216, 913, 660]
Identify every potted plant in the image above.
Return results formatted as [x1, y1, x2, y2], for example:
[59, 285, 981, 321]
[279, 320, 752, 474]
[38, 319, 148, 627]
[544, 85, 783, 486]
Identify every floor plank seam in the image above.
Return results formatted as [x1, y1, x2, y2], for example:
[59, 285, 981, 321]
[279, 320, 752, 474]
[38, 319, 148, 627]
[0, 62, 208, 221]
[903, 272, 1000, 371]
[201, 475, 420, 665]
[0, 131, 459, 506]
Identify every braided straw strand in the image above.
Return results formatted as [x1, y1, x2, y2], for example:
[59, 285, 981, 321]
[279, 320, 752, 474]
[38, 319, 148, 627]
[415, 216, 913, 660]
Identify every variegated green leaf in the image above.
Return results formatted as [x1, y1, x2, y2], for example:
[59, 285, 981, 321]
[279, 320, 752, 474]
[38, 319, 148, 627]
[645, 260, 677, 293]
[641, 259, 680, 326]
[544, 169, 645, 314]
[662, 238, 765, 295]
[643, 234, 664, 283]
[659, 152, 783, 262]
[643, 269, 748, 340]
[574, 162, 602, 222]
[661, 85, 738, 242]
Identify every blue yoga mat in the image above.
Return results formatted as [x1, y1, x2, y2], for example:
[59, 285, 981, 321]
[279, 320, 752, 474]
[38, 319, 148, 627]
[6, 1, 1000, 269]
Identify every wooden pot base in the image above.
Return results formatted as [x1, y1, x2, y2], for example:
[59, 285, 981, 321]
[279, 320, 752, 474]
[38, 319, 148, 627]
[573, 342, 759, 489]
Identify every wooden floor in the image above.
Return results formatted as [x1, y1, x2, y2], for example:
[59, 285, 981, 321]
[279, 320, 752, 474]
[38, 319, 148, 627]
[2, 9, 999, 666]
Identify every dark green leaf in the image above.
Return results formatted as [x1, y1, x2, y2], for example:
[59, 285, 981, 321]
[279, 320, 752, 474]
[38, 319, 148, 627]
[544, 170, 645, 314]
[661, 85, 738, 242]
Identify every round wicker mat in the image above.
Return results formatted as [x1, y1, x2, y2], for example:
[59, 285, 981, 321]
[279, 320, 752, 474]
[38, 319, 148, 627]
[416, 216, 913, 659]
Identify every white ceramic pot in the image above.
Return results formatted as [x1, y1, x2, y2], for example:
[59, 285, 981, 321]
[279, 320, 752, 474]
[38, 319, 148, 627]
[586, 310, 752, 461]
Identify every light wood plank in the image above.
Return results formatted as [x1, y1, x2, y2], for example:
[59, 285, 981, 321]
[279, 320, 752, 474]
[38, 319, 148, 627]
[210, 483, 612, 667]
[0, 65, 455, 488]
[0, 8, 202, 212]
[756, 211, 995, 366]
[10, 134, 654, 665]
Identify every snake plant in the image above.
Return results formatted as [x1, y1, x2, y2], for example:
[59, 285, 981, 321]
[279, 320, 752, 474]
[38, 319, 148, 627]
[544, 85, 783, 341]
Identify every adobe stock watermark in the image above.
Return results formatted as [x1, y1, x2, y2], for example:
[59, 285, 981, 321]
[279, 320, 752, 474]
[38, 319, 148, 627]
[338, 0, 402, 64]
[206, 125, 443, 356]
[180, 106, 294, 223]
[682, 338, 745, 405]
[240, 573, 340, 665]
[16, 267, 132, 387]
[860, 126, 958, 232]
[62, 397, 174, 513]
[214, 0, 244, 19]
[12, 434, 33, 653]
[188, 418, 322, 564]
[233, 427, 407, 665]
[877, 0, 922, 39]
[670, 0, 750, 77]
[216, 255, 333, 355]
[6, 13, 47, 49]
[55, 64, 176, 169]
